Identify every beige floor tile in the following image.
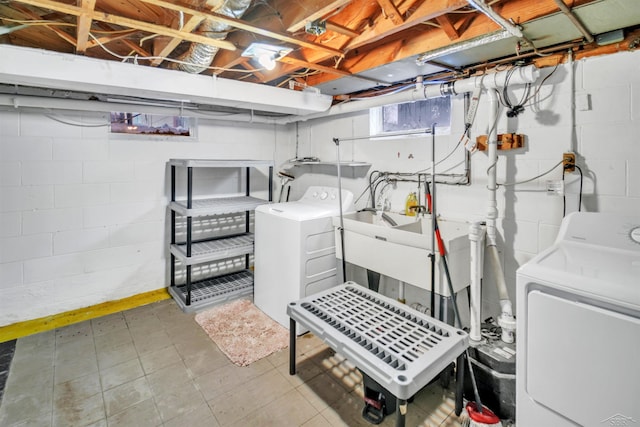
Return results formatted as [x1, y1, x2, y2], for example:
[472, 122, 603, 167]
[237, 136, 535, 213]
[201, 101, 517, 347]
[152, 380, 206, 423]
[0, 392, 53, 426]
[103, 376, 153, 417]
[93, 328, 133, 353]
[96, 340, 138, 370]
[55, 333, 95, 360]
[182, 345, 229, 378]
[55, 322, 93, 345]
[52, 392, 105, 427]
[54, 352, 99, 384]
[161, 402, 219, 427]
[100, 358, 145, 391]
[146, 360, 192, 396]
[302, 413, 333, 427]
[194, 357, 273, 401]
[169, 330, 218, 360]
[4, 299, 471, 427]
[54, 372, 102, 409]
[411, 381, 458, 424]
[91, 312, 127, 337]
[139, 344, 182, 374]
[84, 419, 107, 427]
[14, 329, 55, 354]
[208, 368, 294, 425]
[122, 304, 158, 323]
[131, 329, 172, 355]
[5, 361, 54, 391]
[278, 352, 326, 388]
[232, 388, 318, 427]
[126, 316, 161, 337]
[8, 344, 54, 369]
[9, 412, 53, 427]
[297, 372, 351, 412]
[106, 398, 161, 427]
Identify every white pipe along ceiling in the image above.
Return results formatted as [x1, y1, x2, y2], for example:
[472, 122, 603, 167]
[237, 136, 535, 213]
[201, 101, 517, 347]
[0, 44, 539, 124]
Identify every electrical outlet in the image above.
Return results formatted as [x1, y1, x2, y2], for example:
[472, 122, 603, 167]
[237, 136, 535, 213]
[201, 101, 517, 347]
[563, 152, 576, 173]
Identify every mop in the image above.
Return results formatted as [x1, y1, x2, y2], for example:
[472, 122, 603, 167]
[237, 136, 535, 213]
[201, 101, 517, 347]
[425, 179, 502, 427]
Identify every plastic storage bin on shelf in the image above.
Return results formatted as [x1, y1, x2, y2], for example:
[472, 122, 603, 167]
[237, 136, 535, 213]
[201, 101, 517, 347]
[168, 159, 273, 312]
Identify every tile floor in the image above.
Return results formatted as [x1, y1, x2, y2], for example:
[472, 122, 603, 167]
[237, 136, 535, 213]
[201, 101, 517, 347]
[0, 299, 465, 426]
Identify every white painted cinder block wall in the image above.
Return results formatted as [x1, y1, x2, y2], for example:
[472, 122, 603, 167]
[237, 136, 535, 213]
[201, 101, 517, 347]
[0, 111, 286, 326]
[289, 49, 640, 320]
[1, 49, 638, 327]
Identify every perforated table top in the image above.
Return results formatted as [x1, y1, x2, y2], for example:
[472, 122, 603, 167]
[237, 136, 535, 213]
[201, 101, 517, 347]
[287, 282, 469, 399]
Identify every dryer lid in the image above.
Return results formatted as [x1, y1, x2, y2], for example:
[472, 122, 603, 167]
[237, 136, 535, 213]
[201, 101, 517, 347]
[518, 212, 640, 309]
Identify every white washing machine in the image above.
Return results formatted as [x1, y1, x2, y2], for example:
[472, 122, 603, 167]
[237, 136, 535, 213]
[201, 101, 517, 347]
[254, 186, 354, 334]
[516, 212, 640, 427]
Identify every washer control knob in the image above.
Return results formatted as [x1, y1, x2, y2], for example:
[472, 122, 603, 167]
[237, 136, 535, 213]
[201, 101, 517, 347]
[631, 226, 640, 244]
[320, 191, 328, 200]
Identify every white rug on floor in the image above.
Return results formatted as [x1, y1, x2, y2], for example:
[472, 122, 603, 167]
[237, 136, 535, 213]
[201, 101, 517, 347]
[194, 299, 289, 367]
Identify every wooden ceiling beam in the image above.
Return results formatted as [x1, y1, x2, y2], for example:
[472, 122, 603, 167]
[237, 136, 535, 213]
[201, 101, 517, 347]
[375, 0, 403, 25]
[150, 15, 204, 66]
[284, 0, 353, 33]
[136, 0, 344, 57]
[325, 21, 360, 38]
[345, 0, 469, 50]
[75, 0, 96, 54]
[11, 0, 237, 51]
[278, 56, 353, 77]
[435, 15, 459, 40]
[11, 3, 77, 46]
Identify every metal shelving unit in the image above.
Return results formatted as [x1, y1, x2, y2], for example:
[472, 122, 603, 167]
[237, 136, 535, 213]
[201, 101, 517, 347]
[168, 159, 273, 312]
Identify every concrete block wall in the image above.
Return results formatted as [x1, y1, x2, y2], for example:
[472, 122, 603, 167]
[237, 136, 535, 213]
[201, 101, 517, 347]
[0, 110, 281, 326]
[295, 49, 640, 320]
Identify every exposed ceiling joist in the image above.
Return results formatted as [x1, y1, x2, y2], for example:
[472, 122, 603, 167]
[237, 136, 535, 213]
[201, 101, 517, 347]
[150, 16, 204, 66]
[375, 0, 404, 25]
[11, 0, 238, 51]
[137, 0, 344, 57]
[76, 0, 96, 53]
[345, 0, 469, 50]
[284, 0, 353, 33]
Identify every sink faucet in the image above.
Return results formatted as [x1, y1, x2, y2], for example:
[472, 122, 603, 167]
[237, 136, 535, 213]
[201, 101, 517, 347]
[410, 205, 427, 217]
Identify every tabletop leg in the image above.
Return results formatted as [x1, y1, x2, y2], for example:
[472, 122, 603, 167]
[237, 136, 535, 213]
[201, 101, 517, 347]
[289, 318, 296, 375]
[455, 352, 465, 416]
[396, 399, 407, 427]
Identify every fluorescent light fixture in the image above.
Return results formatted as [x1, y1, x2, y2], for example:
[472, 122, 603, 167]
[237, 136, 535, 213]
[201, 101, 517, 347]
[241, 42, 293, 70]
[257, 53, 276, 70]
[415, 30, 512, 65]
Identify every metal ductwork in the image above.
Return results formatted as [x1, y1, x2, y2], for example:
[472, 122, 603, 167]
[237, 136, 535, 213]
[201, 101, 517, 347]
[171, 0, 252, 74]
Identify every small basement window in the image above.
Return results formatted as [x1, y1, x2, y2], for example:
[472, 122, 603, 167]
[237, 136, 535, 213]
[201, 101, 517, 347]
[110, 112, 195, 137]
[370, 96, 451, 137]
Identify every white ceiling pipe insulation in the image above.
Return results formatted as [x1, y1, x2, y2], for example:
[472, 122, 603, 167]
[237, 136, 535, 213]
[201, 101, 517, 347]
[277, 65, 539, 123]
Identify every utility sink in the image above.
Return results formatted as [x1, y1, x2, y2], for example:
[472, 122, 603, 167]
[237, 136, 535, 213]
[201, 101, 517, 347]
[333, 211, 470, 296]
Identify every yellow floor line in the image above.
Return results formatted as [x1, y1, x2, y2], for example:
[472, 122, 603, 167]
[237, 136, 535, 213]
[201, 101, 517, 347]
[0, 288, 171, 343]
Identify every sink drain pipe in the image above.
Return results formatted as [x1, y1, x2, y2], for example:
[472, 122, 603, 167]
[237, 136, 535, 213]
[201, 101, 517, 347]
[485, 89, 516, 343]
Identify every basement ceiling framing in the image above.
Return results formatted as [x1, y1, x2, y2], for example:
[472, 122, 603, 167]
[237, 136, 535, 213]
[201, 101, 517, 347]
[1, 0, 639, 99]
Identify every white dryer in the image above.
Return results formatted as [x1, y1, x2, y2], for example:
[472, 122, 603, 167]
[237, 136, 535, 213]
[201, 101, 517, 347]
[516, 212, 640, 427]
[254, 186, 354, 334]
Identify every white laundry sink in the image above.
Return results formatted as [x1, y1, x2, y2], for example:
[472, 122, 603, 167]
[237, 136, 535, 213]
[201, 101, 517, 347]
[333, 211, 470, 296]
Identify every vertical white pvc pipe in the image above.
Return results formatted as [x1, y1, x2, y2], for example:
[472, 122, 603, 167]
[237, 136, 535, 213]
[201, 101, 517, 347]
[486, 90, 499, 246]
[469, 222, 486, 342]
